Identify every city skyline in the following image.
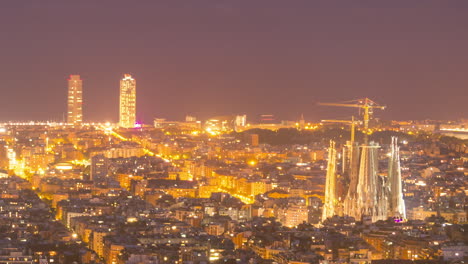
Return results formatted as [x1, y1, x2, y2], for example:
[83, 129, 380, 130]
[0, 2, 466, 263]
[0, 1, 467, 122]
[11, 70, 468, 125]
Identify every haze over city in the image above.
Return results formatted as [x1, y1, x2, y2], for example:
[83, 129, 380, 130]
[1, 1, 468, 122]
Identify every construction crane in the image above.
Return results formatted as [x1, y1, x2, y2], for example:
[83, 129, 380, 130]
[321, 116, 357, 143]
[318, 98, 385, 134]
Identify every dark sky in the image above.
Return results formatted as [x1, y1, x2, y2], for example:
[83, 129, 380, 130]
[1, 1, 467, 123]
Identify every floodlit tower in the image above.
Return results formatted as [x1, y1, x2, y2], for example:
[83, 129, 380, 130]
[341, 139, 360, 200]
[67, 75, 83, 125]
[387, 137, 406, 218]
[322, 141, 337, 221]
[344, 142, 387, 222]
[320, 117, 358, 185]
[299, 114, 305, 130]
[119, 74, 136, 128]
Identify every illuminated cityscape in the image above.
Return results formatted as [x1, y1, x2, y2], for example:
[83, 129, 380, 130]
[0, 2, 467, 264]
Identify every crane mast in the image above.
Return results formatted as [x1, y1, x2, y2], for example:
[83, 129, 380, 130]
[321, 116, 357, 143]
[318, 98, 385, 135]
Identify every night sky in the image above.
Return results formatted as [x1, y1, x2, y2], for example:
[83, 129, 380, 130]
[1, 1, 467, 123]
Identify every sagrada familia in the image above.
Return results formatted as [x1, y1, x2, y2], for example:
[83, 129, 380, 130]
[322, 137, 406, 222]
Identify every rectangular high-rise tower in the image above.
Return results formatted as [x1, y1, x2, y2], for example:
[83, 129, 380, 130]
[67, 75, 83, 125]
[90, 154, 109, 182]
[119, 74, 136, 128]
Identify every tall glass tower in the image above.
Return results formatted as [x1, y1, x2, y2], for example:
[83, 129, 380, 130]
[119, 74, 136, 128]
[67, 75, 83, 125]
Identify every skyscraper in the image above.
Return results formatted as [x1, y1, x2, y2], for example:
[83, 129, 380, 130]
[119, 74, 136, 128]
[67, 75, 82, 124]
